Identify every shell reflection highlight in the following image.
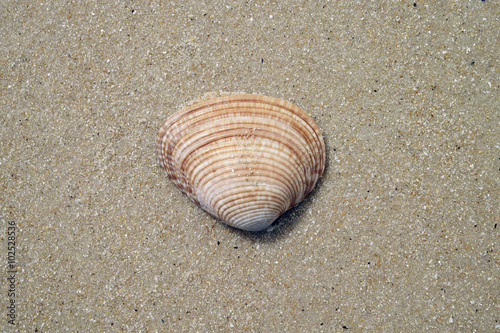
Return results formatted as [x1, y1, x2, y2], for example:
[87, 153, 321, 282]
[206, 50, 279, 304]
[157, 94, 325, 231]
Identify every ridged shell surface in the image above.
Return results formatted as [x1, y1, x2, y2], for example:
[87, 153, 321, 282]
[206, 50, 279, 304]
[157, 94, 325, 231]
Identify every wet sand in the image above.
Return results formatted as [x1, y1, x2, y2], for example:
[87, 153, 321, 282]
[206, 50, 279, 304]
[1, 1, 498, 331]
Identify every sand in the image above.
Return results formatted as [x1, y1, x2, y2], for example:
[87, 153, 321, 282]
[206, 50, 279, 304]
[1, 1, 498, 331]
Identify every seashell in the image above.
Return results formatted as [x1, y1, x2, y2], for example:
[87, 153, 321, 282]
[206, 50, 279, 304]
[157, 94, 325, 231]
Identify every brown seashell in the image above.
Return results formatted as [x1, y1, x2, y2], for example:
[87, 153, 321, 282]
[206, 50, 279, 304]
[157, 94, 325, 231]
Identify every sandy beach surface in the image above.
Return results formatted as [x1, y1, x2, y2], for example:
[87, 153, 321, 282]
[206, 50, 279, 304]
[1, 1, 498, 331]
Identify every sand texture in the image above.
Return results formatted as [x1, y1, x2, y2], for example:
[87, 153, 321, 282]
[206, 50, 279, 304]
[1, 1, 498, 331]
